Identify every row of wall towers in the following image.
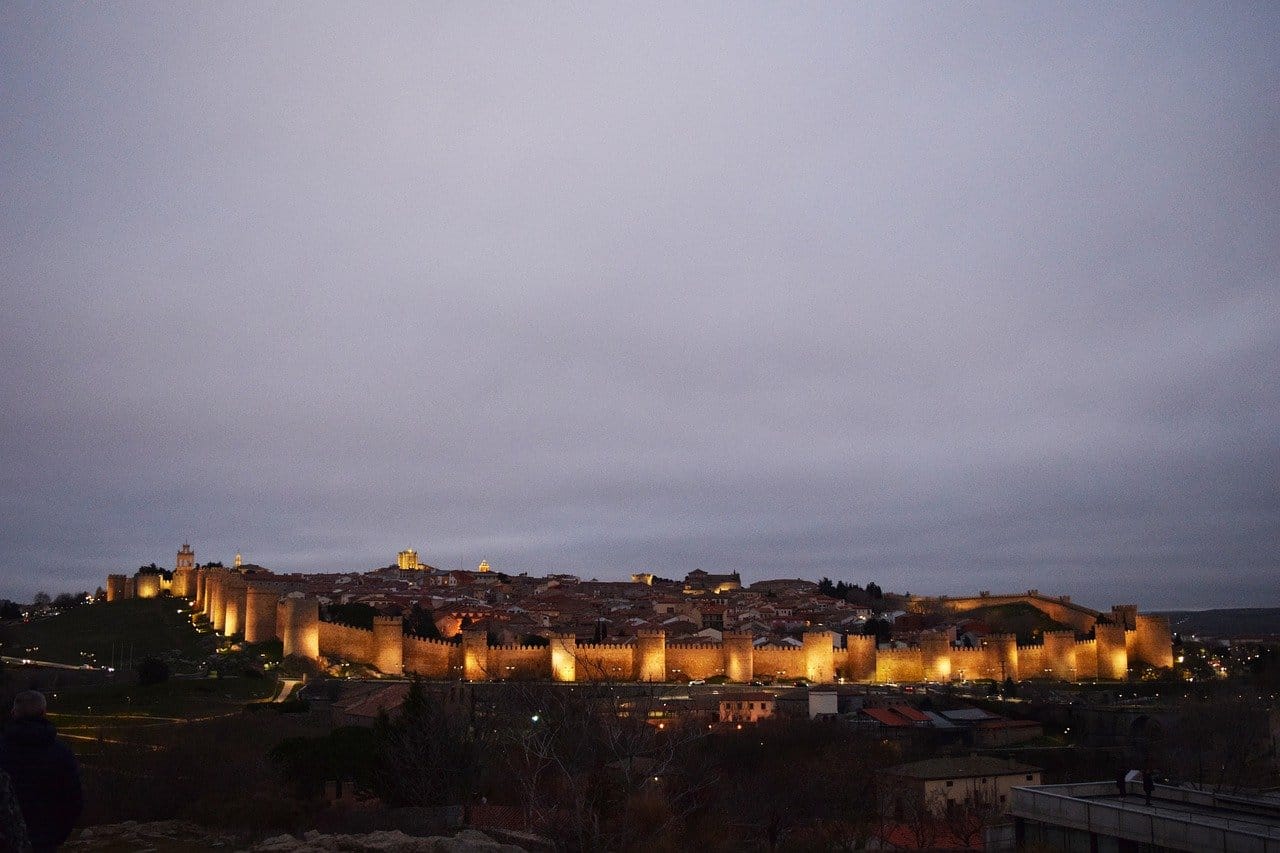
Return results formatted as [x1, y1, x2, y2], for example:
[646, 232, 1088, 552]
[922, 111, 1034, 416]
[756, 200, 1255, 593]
[107, 553, 1174, 684]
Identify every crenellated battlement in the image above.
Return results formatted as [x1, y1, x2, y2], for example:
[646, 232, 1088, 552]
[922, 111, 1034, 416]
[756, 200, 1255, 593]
[112, 555, 1173, 685]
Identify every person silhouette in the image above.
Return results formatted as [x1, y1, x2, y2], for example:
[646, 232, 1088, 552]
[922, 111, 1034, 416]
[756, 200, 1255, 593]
[0, 692, 81, 852]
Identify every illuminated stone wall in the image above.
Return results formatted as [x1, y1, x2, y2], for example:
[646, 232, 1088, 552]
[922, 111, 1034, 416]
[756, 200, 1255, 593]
[722, 632, 754, 683]
[937, 592, 1100, 633]
[243, 584, 279, 644]
[404, 635, 458, 679]
[207, 570, 226, 632]
[876, 647, 924, 683]
[575, 643, 634, 681]
[753, 645, 805, 682]
[951, 646, 999, 681]
[840, 635, 877, 681]
[319, 620, 375, 662]
[1095, 623, 1128, 679]
[171, 567, 195, 598]
[1041, 630, 1077, 680]
[106, 574, 127, 602]
[1018, 644, 1044, 677]
[665, 644, 725, 681]
[462, 630, 489, 681]
[135, 573, 162, 599]
[1133, 614, 1174, 669]
[372, 616, 404, 675]
[920, 633, 952, 682]
[634, 630, 667, 681]
[1073, 638, 1098, 679]
[194, 568, 207, 611]
[987, 634, 1020, 681]
[549, 633, 577, 682]
[488, 644, 551, 680]
[222, 575, 247, 636]
[803, 630, 834, 683]
[280, 597, 320, 660]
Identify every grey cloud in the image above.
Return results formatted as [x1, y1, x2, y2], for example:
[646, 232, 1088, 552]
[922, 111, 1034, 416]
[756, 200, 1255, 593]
[1, 3, 1276, 608]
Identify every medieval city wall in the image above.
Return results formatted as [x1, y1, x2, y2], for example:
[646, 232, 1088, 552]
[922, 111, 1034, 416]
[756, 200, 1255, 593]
[106, 574, 127, 602]
[121, 564, 1178, 684]
[1018, 644, 1044, 676]
[748, 645, 802, 681]
[403, 635, 457, 679]
[839, 636, 878, 681]
[876, 647, 924, 683]
[488, 644, 553, 680]
[1133, 614, 1174, 669]
[1073, 638, 1099, 679]
[666, 644, 726, 681]
[574, 643, 635, 682]
[318, 620, 375, 663]
[950, 646, 1001, 681]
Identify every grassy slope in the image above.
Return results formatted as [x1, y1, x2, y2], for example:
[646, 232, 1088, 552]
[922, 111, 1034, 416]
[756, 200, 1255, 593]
[0, 596, 214, 668]
[957, 601, 1077, 644]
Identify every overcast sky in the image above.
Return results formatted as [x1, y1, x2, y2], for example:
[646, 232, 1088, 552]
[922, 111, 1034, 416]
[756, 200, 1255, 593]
[1, 4, 1276, 609]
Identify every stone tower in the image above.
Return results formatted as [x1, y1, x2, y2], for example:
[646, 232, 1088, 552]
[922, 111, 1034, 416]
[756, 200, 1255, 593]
[634, 629, 667, 682]
[803, 630, 835, 683]
[372, 616, 405, 675]
[722, 632, 755, 683]
[279, 596, 320, 660]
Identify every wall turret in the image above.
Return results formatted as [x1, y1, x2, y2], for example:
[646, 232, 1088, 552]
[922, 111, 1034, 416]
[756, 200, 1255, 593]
[106, 574, 127, 602]
[135, 572, 162, 599]
[462, 630, 489, 681]
[221, 573, 247, 637]
[988, 633, 1019, 682]
[920, 632, 952, 682]
[1133, 613, 1174, 669]
[279, 596, 320, 660]
[550, 633, 577, 682]
[722, 632, 755, 682]
[207, 570, 227, 632]
[1094, 623, 1127, 679]
[372, 615, 404, 675]
[634, 629, 667, 682]
[243, 583, 279, 644]
[1042, 630, 1077, 680]
[803, 630, 834, 683]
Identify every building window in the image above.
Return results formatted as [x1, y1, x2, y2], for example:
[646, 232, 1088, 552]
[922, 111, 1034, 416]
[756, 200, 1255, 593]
[946, 781, 954, 787]
[1025, 775, 1033, 781]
